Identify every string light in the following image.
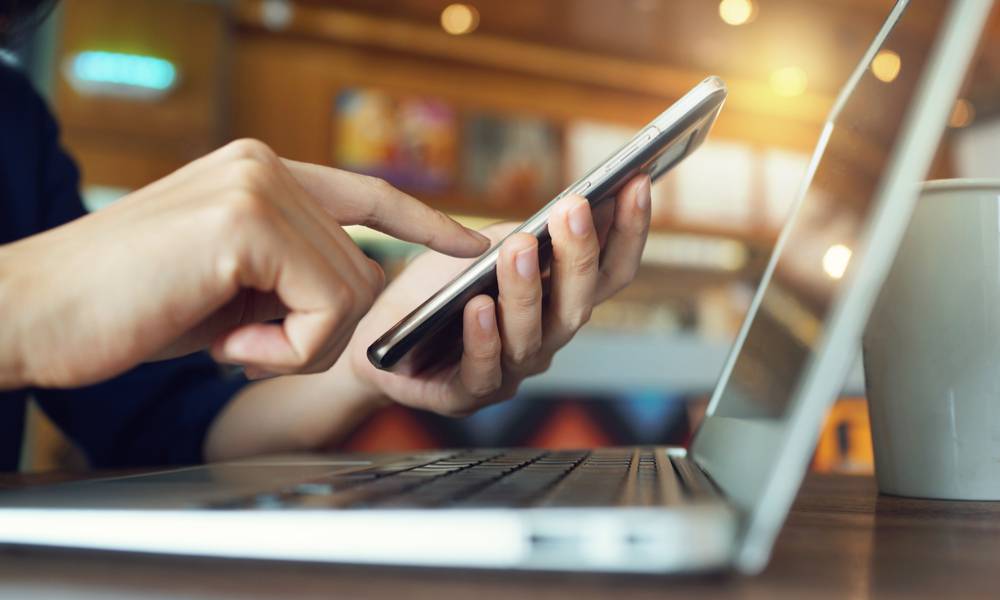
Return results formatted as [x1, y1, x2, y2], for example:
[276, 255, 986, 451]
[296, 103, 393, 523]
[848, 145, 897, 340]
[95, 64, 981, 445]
[719, 0, 757, 26]
[871, 49, 901, 83]
[440, 3, 479, 35]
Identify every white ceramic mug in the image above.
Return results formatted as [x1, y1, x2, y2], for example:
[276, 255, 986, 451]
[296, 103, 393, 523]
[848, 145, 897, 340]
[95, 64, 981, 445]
[864, 179, 1000, 500]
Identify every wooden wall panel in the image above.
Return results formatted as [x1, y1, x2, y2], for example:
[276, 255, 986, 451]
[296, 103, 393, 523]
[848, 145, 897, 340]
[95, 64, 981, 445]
[231, 34, 827, 154]
[230, 2, 828, 158]
[53, 0, 228, 188]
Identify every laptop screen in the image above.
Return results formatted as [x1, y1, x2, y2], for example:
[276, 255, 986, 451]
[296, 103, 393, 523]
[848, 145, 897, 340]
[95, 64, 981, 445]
[712, 0, 949, 421]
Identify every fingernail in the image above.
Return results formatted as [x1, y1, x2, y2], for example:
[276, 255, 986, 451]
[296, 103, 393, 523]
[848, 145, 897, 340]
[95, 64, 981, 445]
[477, 304, 495, 331]
[635, 176, 651, 211]
[515, 246, 537, 279]
[470, 229, 491, 249]
[568, 202, 590, 237]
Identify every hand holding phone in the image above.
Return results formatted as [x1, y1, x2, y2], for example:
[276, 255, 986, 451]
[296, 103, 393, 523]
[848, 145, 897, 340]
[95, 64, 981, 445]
[368, 77, 727, 374]
[342, 175, 653, 419]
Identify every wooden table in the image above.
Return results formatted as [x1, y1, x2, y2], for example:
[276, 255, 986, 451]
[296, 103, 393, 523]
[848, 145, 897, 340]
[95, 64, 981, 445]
[1, 473, 999, 599]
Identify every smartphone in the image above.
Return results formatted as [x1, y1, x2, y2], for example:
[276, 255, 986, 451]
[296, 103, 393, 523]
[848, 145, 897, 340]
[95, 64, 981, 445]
[368, 76, 727, 374]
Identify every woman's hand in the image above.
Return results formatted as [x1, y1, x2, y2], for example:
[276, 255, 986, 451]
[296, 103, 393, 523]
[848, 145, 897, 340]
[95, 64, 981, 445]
[0, 139, 488, 390]
[343, 174, 652, 417]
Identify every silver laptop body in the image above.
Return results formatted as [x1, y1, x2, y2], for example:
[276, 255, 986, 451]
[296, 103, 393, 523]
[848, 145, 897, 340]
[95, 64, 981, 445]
[0, 0, 990, 575]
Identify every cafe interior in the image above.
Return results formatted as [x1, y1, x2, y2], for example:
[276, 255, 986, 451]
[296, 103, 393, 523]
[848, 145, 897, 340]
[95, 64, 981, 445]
[7, 0, 1000, 473]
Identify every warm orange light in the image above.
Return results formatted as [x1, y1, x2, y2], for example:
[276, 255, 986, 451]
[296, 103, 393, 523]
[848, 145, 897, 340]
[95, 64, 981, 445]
[949, 98, 975, 128]
[770, 66, 808, 97]
[440, 3, 479, 35]
[719, 0, 756, 26]
[871, 49, 901, 83]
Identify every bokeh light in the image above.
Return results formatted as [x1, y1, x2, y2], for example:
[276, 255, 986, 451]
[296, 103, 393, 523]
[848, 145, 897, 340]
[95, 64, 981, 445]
[770, 66, 808, 97]
[870, 49, 901, 83]
[440, 3, 480, 35]
[822, 244, 852, 280]
[718, 0, 756, 26]
[949, 98, 975, 128]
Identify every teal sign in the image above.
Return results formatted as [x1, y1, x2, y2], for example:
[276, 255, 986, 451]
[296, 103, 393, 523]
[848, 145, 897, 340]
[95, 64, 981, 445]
[69, 51, 178, 97]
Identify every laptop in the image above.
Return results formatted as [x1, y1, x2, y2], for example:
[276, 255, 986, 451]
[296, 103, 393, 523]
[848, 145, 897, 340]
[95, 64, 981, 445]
[0, 0, 990, 575]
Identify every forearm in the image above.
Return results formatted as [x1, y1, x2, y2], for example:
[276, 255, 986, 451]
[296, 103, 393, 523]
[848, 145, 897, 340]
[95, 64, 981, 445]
[0, 244, 29, 390]
[202, 359, 387, 462]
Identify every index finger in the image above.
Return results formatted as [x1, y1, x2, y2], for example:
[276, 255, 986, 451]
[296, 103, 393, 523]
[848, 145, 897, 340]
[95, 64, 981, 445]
[283, 159, 490, 258]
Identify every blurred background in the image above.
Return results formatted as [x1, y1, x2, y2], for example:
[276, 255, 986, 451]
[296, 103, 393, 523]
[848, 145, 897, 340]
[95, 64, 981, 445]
[7, 0, 1000, 474]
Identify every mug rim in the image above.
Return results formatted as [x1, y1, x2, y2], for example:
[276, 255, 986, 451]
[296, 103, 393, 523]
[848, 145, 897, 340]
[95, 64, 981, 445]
[923, 178, 1000, 193]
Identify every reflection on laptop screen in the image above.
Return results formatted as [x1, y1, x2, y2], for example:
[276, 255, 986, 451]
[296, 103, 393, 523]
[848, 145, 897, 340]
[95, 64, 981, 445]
[715, 1, 948, 420]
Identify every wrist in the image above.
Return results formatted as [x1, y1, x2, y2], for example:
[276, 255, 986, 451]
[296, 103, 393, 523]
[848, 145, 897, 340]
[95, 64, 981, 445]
[289, 356, 389, 454]
[330, 351, 391, 412]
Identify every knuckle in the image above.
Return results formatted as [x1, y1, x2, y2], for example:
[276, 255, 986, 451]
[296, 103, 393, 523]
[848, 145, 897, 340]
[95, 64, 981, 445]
[355, 269, 380, 308]
[313, 352, 340, 372]
[506, 339, 541, 365]
[505, 288, 542, 311]
[436, 401, 474, 419]
[570, 248, 600, 276]
[356, 177, 396, 227]
[490, 381, 520, 402]
[604, 263, 639, 293]
[327, 280, 356, 322]
[355, 285, 376, 316]
[366, 259, 386, 292]
[218, 189, 275, 229]
[533, 355, 554, 375]
[469, 337, 501, 361]
[338, 288, 358, 319]
[624, 262, 641, 284]
[227, 158, 273, 197]
[285, 350, 311, 370]
[363, 175, 394, 196]
[299, 362, 327, 375]
[466, 382, 499, 400]
[225, 138, 275, 162]
[565, 306, 593, 331]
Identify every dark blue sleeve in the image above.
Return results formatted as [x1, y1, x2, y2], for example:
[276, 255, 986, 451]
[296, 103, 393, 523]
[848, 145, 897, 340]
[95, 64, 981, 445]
[5, 64, 248, 468]
[36, 358, 247, 468]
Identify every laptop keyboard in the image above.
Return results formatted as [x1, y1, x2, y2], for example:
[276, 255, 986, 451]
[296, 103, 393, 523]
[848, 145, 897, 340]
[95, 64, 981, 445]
[208, 448, 717, 510]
